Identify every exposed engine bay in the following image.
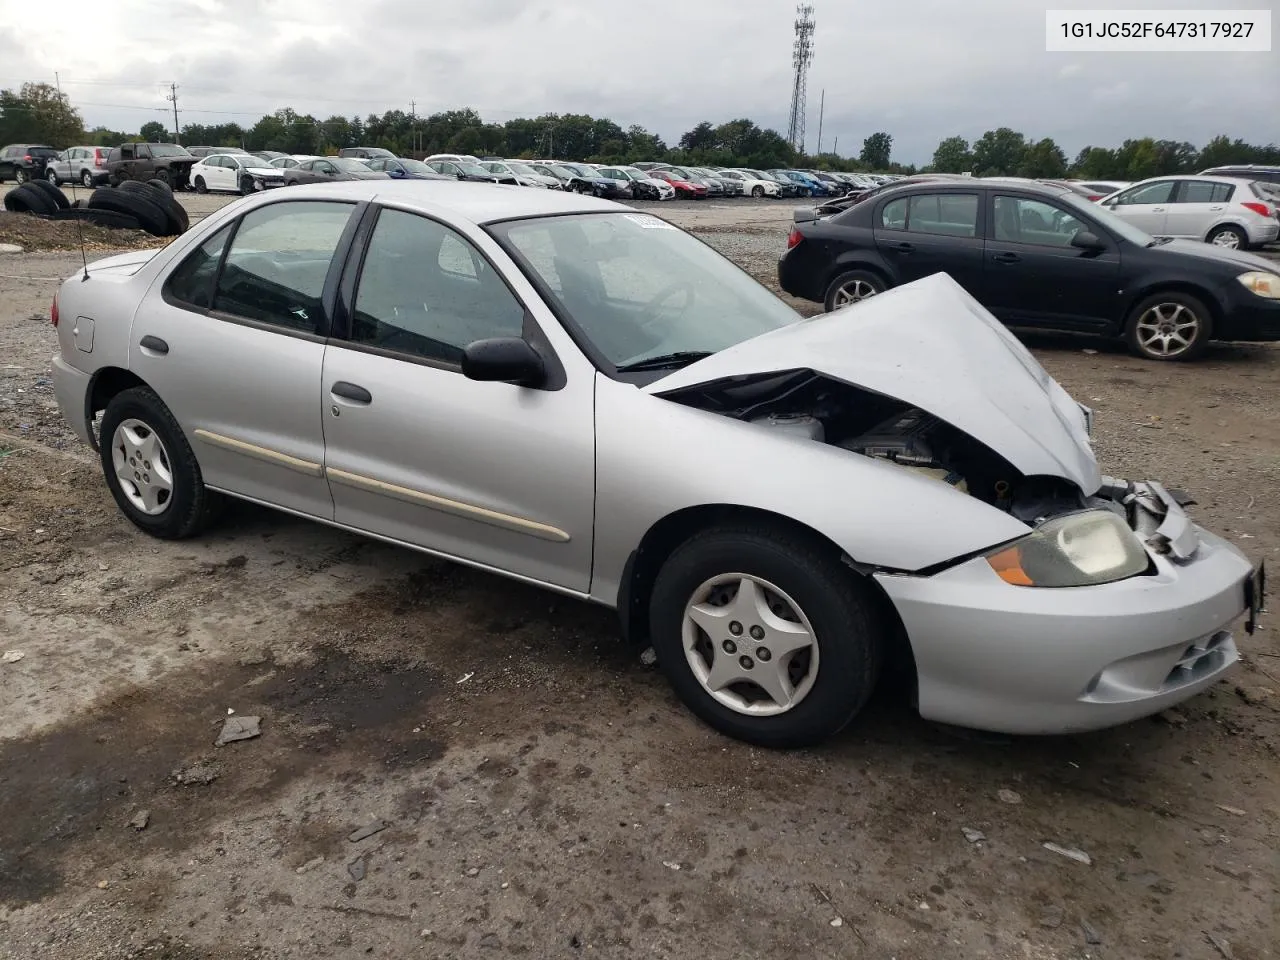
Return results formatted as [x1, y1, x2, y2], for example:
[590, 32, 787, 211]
[660, 369, 1173, 535]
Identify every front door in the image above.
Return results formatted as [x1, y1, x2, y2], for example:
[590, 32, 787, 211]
[1163, 178, 1233, 240]
[981, 194, 1122, 329]
[130, 199, 359, 518]
[320, 205, 596, 592]
[1103, 179, 1175, 236]
[874, 191, 985, 296]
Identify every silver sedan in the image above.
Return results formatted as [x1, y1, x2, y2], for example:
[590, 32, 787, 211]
[49, 182, 1263, 747]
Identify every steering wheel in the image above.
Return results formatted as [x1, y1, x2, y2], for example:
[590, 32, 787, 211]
[640, 281, 696, 337]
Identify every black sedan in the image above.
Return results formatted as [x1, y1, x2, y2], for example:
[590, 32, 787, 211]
[365, 157, 454, 181]
[282, 157, 389, 185]
[778, 179, 1280, 361]
[426, 159, 509, 183]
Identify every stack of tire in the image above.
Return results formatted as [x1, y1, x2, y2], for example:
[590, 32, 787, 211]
[2, 179, 188, 237]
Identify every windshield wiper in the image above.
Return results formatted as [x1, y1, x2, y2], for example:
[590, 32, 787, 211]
[1147, 236, 1174, 246]
[616, 350, 714, 372]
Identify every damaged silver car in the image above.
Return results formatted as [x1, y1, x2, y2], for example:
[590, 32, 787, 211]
[48, 182, 1265, 747]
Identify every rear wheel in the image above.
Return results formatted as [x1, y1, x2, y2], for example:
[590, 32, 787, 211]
[14, 168, 27, 184]
[45, 167, 59, 185]
[99, 387, 220, 539]
[1205, 224, 1246, 249]
[81, 169, 95, 188]
[649, 524, 882, 748]
[193, 176, 208, 194]
[824, 269, 886, 311]
[1124, 291, 1213, 361]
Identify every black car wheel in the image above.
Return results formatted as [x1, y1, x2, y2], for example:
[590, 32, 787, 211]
[649, 522, 883, 748]
[824, 270, 886, 311]
[14, 168, 28, 184]
[1124, 291, 1213, 362]
[153, 168, 171, 187]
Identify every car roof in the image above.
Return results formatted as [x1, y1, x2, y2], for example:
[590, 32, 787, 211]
[1131, 174, 1257, 187]
[250, 180, 620, 225]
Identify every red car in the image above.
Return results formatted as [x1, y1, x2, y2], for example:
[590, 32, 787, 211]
[649, 169, 708, 200]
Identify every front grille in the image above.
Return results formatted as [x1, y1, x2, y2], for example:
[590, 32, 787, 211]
[1162, 630, 1231, 689]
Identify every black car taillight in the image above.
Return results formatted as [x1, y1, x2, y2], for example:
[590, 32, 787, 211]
[786, 227, 803, 249]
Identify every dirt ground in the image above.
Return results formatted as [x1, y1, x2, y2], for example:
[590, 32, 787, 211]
[0, 198, 1277, 960]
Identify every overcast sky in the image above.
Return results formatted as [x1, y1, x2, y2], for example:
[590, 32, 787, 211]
[0, 0, 1275, 162]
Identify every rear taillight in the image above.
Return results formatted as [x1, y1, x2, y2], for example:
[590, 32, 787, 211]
[1242, 201, 1272, 217]
[23, 154, 32, 162]
[51, 295, 59, 328]
[786, 227, 803, 249]
[1087, 194, 1102, 201]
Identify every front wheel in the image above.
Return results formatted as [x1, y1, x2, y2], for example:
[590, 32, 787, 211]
[99, 387, 220, 539]
[649, 524, 882, 748]
[81, 170, 95, 188]
[824, 269, 886, 312]
[751, 185, 764, 198]
[1124, 291, 1213, 361]
[153, 168, 171, 187]
[14, 168, 27, 184]
[1206, 224, 1246, 249]
[46, 167, 59, 185]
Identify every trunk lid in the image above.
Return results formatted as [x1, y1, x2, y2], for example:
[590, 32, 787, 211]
[646, 272, 1102, 493]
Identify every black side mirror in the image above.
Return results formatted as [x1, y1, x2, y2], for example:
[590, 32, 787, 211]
[462, 337, 545, 387]
[1071, 231, 1106, 250]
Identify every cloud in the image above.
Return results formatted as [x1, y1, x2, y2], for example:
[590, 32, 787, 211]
[2, 0, 1273, 163]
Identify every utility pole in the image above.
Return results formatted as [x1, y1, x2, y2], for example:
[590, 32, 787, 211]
[166, 82, 180, 143]
[410, 99, 417, 156]
[816, 89, 825, 155]
[833, 135, 838, 156]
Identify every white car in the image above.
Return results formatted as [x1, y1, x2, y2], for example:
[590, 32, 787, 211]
[481, 160, 559, 189]
[1099, 176, 1280, 249]
[426, 153, 481, 164]
[191, 153, 286, 195]
[715, 169, 781, 199]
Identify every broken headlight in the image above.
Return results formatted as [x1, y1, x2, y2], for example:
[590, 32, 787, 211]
[985, 510, 1148, 587]
[1237, 271, 1280, 299]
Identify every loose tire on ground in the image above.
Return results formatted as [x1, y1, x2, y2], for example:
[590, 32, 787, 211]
[50, 207, 143, 230]
[823, 269, 887, 312]
[1124, 290, 1214, 362]
[648, 523, 883, 748]
[146, 178, 173, 195]
[99, 386, 221, 540]
[88, 186, 173, 236]
[2, 182, 59, 215]
[30, 178, 70, 210]
[119, 180, 187, 233]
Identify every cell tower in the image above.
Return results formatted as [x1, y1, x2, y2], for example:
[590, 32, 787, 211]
[786, 4, 815, 154]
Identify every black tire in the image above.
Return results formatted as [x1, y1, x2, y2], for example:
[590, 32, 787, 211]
[88, 186, 173, 236]
[99, 387, 220, 540]
[152, 167, 171, 187]
[146, 177, 173, 195]
[752, 185, 764, 198]
[81, 169, 95, 188]
[119, 179, 186, 233]
[30, 177, 70, 209]
[193, 176, 208, 194]
[1123, 290, 1214, 362]
[50, 207, 143, 230]
[3, 182, 58, 215]
[823, 269, 887, 312]
[1205, 224, 1247, 250]
[14, 167, 28, 184]
[648, 523, 883, 748]
[239, 175, 254, 196]
[45, 166, 59, 185]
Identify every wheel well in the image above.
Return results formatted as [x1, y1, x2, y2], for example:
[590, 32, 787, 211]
[1125, 283, 1222, 329]
[86, 367, 148, 449]
[1204, 222, 1244, 240]
[618, 503, 916, 682]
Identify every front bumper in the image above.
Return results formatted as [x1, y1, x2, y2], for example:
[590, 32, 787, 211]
[52, 354, 94, 447]
[876, 513, 1255, 735]
[1217, 283, 1280, 342]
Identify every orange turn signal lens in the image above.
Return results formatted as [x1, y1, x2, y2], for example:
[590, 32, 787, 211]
[986, 546, 1034, 586]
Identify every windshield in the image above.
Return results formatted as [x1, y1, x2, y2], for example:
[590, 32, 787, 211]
[400, 159, 435, 175]
[1060, 192, 1154, 246]
[151, 144, 191, 157]
[333, 158, 371, 173]
[506, 162, 539, 177]
[492, 212, 798, 373]
[458, 162, 491, 176]
[547, 164, 578, 179]
[564, 164, 596, 177]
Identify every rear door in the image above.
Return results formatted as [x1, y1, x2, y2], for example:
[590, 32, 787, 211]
[981, 193, 1122, 330]
[1101, 180, 1175, 235]
[130, 199, 360, 518]
[1163, 179, 1232, 239]
[873, 191, 985, 294]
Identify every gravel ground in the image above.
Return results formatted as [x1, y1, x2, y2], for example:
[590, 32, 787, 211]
[0, 201, 1277, 960]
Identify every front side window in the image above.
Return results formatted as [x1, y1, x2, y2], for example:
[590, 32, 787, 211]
[494, 212, 798, 372]
[166, 224, 233, 308]
[350, 209, 525, 364]
[993, 196, 1086, 247]
[1115, 181, 1175, 205]
[1178, 180, 1233, 203]
[212, 201, 355, 333]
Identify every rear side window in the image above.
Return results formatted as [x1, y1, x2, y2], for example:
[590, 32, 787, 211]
[166, 224, 233, 308]
[906, 194, 979, 237]
[1178, 181, 1233, 203]
[212, 201, 355, 334]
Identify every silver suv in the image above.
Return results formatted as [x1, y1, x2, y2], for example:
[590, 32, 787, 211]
[1099, 176, 1279, 250]
[45, 146, 112, 187]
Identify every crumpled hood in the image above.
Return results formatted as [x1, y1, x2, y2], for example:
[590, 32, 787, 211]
[646, 273, 1102, 493]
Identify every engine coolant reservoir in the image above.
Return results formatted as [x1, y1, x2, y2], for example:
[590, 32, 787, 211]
[752, 413, 825, 442]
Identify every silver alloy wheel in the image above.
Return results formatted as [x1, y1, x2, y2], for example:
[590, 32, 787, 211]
[46, 168, 58, 184]
[1209, 228, 1242, 249]
[1134, 301, 1201, 358]
[682, 573, 820, 717]
[81, 170, 94, 187]
[110, 418, 174, 516]
[833, 279, 879, 306]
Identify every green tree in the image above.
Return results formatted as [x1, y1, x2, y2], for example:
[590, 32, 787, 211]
[85, 126, 130, 148]
[1017, 137, 1067, 178]
[859, 131, 893, 170]
[139, 120, 171, 143]
[931, 136, 973, 173]
[0, 82, 84, 147]
[972, 127, 1026, 177]
[679, 121, 717, 152]
[1071, 146, 1120, 179]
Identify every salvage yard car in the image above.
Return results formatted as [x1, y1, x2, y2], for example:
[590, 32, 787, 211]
[48, 182, 1265, 748]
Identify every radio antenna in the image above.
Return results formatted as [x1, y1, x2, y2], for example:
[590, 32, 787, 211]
[53, 72, 90, 281]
